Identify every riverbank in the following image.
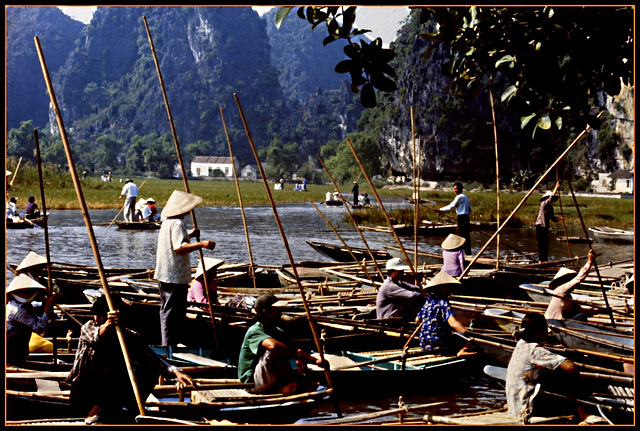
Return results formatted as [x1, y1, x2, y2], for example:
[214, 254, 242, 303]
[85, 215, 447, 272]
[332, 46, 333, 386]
[7, 174, 634, 229]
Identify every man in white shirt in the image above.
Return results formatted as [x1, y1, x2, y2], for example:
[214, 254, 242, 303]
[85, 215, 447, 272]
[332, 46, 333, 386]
[438, 182, 472, 255]
[119, 178, 138, 222]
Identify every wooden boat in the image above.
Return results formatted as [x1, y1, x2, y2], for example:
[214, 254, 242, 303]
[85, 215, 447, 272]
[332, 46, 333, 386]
[360, 221, 456, 236]
[547, 319, 634, 358]
[6, 212, 49, 229]
[6, 369, 331, 425]
[588, 226, 633, 242]
[306, 348, 469, 397]
[306, 240, 391, 263]
[115, 220, 162, 230]
[557, 236, 593, 244]
[519, 283, 633, 311]
[424, 408, 575, 425]
[324, 200, 343, 206]
[482, 308, 526, 334]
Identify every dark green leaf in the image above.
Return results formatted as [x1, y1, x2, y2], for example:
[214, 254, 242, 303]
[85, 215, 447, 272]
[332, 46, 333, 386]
[335, 59, 354, 74]
[360, 83, 377, 108]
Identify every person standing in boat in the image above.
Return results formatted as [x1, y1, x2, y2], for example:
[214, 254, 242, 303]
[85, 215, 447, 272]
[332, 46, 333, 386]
[437, 182, 472, 255]
[506, 312, 595, 423]
[351, 181, 359, 206]
[441, 234, 466, 277]
[416, 271, 471, 356]
[238, 293, 327, 395]
[6, 274, 56, 366]
[544, 248, 600, 322]
[118, 178, 138, 222]
[535, 182, 563, 262]
[187, 257, 224, 310]
[68, 294, 194, 425]
[376, 258, 425, 320]
[155, 190, 216, 347]
[24, 196, 41, 219]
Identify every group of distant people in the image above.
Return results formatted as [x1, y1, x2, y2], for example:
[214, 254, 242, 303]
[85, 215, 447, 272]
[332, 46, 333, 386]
[6, 195, 41, 222]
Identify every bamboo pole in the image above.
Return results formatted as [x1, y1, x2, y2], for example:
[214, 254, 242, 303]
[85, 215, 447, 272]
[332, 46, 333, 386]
[234, 93, 342, 417]
[107, 178, 148, 228]
[345, 138, 416, 276]
[143, 16, 219, 347]
[33, 129, 57, 365]
[458, 114, 602, 280]
[9, 156, 22, 187]
[316, 155, 385, 280]
[220, 106, 257, 289]
[411, 107, 419, 272]
[309, 200, 376, 284]
[489, 90, 500, 270]
[34, 35, 146, 416]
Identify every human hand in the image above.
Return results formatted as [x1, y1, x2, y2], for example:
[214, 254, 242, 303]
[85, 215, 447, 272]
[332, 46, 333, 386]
[316, 358, 330, 369]
[44, 294, 57, 314]
[175, 370, 194, 387]
[106, 309, 120, 326]
[201, 240, 216, 250]
[189, 228, 201, 239]
[588, 249, 596, 261]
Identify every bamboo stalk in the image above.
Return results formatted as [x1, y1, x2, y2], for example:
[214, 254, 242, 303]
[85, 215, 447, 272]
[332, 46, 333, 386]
[345, 138, 417, 276]
[234, 93, 342, 418]
[309, 201, 376, 284]
[9, 156, 22, 187]
[316, 155, 385, 280]
[220, 106, 256, 289]
[411, 107, 419, 271]
[489, 90, 500, 270]
[33, 129, 57, 365]
[34, 35, 146, 416]
[143, 16, 219, 348]
[459, 114, 603, 280]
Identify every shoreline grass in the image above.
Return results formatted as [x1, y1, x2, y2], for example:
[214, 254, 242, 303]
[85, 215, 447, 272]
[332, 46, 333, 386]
[6, 170, 634, 230]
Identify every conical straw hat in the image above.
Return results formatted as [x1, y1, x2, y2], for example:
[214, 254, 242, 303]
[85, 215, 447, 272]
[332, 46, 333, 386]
[425, 270, 461, 290]
[194, 257, 225, 279]
[7, 274, 47, 293]
[16, 251, 48, 273]
[441, 234, 466, 251]
[161, 190, 203, 218]
[548, 267, 577, 288]
[540, 190, 559, 202]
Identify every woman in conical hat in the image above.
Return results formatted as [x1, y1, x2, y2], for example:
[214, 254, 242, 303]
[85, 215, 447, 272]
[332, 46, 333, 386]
[16, 251, 48, 277]
[544, 249, 599, 322]
[441, 234, 466, 277]
[155, 190, 216, 347]
[187, 257, 225, 310]
[416, 271, 474, 357]
[6, 274, 56, 366]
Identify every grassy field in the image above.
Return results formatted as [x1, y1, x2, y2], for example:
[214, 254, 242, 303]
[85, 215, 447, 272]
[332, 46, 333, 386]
[7, 169, 635, 230]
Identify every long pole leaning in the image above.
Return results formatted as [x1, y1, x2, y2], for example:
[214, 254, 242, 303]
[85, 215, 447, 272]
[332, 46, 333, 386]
[489, 91, 500, 270]
[234, 93, 342, 418]
[34, 129, 57, 365]
[316, 155, 385, 281]
[344, 138, 416, 276]
[309, 200, 376, 285]
[143, 17, 219, 348]
[459, 115, 602, 280]
[411, 107, 419, 271]
[34, 36, 146, 416]
[220, 106, 257, 289]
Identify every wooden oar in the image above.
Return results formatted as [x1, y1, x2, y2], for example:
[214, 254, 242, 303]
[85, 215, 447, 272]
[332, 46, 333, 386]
[9, 156, 22, 187]
[458, 113, 603, 281]
[234, 93, 342, 418]
[34, 35, 146, 417]
[107, 178, 148, 228]
[144, 16, 219, 350]
[317, 155, 385, 281]
[220, 106, 256, 289]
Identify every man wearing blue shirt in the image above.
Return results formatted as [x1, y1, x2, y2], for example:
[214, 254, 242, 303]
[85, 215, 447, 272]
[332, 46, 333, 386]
[438, 182, 471, 255]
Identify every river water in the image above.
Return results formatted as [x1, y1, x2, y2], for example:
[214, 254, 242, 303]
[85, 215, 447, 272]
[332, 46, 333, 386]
[5, 202, 634, 423]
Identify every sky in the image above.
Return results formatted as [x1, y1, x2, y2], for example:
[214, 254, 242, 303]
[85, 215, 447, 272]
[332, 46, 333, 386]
[57, 6, 410, 46]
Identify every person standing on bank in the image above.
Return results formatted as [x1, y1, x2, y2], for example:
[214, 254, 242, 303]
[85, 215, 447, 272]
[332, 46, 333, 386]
[535, 182, 563, 262]
[438, 182, 471, 255]
[351, 181, 359, 206]
[155, 190, 216, 347]
[119, 178, 139, 222]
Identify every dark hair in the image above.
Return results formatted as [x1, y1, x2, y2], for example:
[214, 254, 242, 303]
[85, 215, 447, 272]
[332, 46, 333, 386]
[453, 182, 464, 190]
[28, 196, 36, 202]
[91, 294, 123, 317]
[516, 312, 548, 342]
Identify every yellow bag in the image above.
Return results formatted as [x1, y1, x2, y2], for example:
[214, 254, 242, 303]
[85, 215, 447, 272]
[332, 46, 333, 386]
[29, 332, 54, 353]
